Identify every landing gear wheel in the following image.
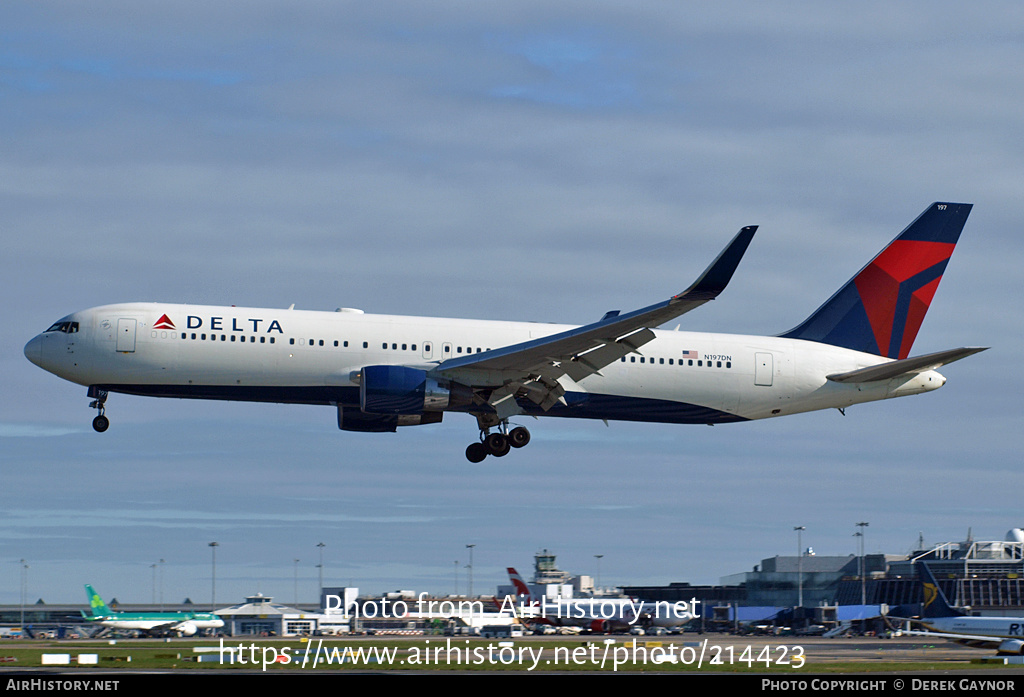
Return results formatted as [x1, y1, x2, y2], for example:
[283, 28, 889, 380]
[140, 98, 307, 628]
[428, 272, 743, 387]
[485, 432, 511, 457]
[92, 414, 110, 433]
[509, 426, 531, 448]
[466, 442, 488, 463]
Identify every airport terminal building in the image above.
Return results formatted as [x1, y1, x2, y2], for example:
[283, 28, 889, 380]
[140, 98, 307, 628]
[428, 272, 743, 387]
[5, 530, 1024, 637]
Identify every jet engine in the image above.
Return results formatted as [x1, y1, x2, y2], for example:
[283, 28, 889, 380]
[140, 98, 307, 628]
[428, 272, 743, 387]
[358, 365, 471, 415]
[998, 639, 1024, 655]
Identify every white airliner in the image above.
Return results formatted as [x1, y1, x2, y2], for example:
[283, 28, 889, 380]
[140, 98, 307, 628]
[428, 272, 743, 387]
[505, 567, 694, 633]
[25, 202, 985, 461]
[903, 564, 1024, 655]
[82, 584, 224, 637]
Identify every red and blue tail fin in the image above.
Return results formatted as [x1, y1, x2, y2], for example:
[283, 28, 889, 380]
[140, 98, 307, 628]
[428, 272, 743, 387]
[780, 202, 972, 358]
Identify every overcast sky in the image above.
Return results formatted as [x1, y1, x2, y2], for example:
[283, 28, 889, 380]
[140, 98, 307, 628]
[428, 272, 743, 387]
[2, 1, 1022, 607]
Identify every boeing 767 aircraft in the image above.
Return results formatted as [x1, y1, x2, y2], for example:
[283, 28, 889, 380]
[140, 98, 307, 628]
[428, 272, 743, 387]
[25, 203, 985, 461]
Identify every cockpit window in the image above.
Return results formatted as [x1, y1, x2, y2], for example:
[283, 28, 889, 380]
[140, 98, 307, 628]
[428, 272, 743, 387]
[45, 321, 79, 334]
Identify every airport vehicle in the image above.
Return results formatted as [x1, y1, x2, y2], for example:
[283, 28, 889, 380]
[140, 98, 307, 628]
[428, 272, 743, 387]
[25, 203, 985, 461]
[902, 564, 1024, 654]
[505, 567, 694, 633]
[81, 584, 224, 637]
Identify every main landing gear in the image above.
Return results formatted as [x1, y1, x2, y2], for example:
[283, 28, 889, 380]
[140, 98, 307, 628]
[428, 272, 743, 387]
[465, 415, 531, 463]
[88, 388, 109, 433]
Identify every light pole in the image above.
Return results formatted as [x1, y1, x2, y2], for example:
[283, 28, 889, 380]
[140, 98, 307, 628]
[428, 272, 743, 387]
[466, 544, 476, 597]
[317, 542, 326, 602]
[857, 522, 869, 605]
[594, 555, 604, 595]
[19, 560, 28, 629]
[294, 559, 301, 606]
[208, 542, 219, 611]
[794, 526, 805, 607]
[151, 563, 157, 604]
[158, 559, 165, 611]
[453, 560, 459, 596]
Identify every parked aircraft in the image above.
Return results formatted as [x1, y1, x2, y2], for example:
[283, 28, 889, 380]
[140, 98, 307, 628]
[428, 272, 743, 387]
[25, 203, 984, 461]
[81, 584, 224, 637]
[903, 563, 1024, 654]
[505, 567, 694, 633]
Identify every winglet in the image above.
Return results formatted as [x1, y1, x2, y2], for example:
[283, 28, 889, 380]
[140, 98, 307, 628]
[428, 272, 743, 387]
[675, 226, 758, 301]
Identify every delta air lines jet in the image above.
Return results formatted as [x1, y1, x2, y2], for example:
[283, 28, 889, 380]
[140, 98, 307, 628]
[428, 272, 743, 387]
[25, 203, 985, 461]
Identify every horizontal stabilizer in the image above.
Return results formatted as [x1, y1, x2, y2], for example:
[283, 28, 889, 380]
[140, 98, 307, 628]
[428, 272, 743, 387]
[826, 346, 987, 383]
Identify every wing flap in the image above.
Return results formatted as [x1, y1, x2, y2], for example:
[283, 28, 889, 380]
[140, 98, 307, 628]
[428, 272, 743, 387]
[826, 347, 988, 384]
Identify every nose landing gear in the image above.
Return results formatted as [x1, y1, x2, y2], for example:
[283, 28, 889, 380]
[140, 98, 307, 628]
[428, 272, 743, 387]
[465, 415, 531, 462]
[88, 388, 109, 433]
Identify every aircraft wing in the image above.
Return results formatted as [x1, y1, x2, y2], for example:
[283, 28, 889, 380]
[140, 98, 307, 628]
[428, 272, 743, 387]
[826, 346, 988, 383]
[431, 226, 757, 417]
[902, 629, 1003, 649]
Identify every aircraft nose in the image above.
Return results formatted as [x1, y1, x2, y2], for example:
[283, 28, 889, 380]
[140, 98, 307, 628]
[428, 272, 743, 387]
[24, 334, 43, 368]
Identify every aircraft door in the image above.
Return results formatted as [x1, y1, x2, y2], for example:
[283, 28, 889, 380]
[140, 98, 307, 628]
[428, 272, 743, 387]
[116, 318, 137, 353]
[422, 341, 434, 360]
[754, 352, 773, 386]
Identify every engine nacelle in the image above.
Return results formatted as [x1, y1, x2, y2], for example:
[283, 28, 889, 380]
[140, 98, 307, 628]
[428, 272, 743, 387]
[337, 407, 443, 432]
[176, 622, 198, 637]
[998, 639, 1024, 655]
[360, 366, 459, 415]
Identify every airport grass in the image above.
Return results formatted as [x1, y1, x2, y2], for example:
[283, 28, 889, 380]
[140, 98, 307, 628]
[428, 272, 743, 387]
[2, 638, 1024, 673]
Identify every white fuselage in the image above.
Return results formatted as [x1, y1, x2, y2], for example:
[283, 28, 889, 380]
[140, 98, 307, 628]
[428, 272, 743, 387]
[923, 616, 1024, 640]
[24, 302, 946, 426]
